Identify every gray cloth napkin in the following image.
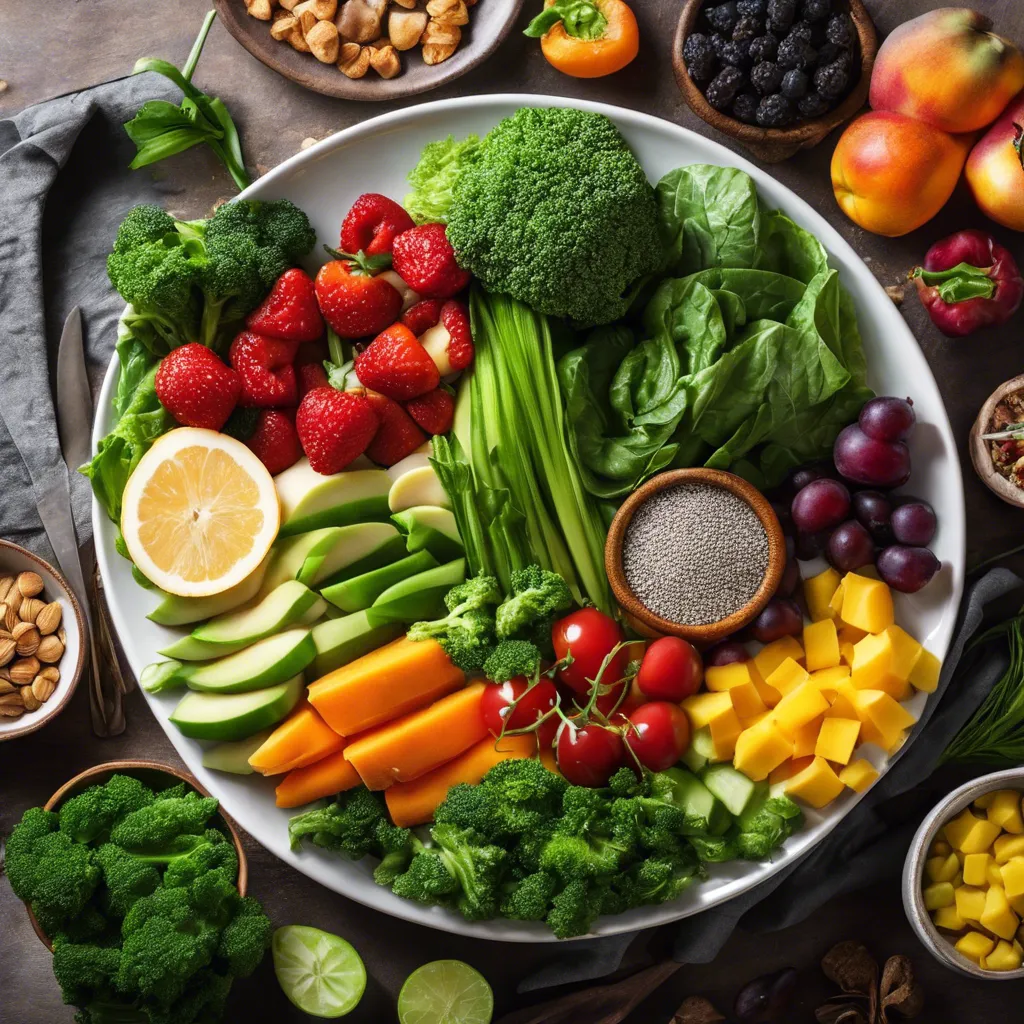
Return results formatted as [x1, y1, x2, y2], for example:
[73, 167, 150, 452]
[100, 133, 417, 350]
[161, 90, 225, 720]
[522, 567, 1023, 991]
[0, 74, 183, 566]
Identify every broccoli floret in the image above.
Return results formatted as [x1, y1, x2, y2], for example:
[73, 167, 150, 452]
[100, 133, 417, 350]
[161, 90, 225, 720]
[404, 133, 483, 224]
[110, 793, 220, 852]
[494, 565, 573, 648]
[483, 639, 542, 683]
[59, 776, 156, 845]
[441, 108, 664, 325]
[500, 871, 557, 922]
[51, 941, 122, 1011]
[162, 831, 238, 889]
[735, 796, 803, 860]
[545, 877, 605, 939]
[216, 896, 272, 978]
[288, 788, 395, 860]
[407, 574, 502, 672]
[4, 806, 58, 900]
[94, 844, 161, 919]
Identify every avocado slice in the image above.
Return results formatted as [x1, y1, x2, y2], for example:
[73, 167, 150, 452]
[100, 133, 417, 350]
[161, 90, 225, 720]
[392, 506, 463, 563]
[201, 730, 274, 774]
[321, 550, 440, 614]
[171, 674, 304, 742]
[370, 558, 466, 624]
[180, 629, 316, 693]
[275, 459, 391, 536]
[310, 609, 405, 678]
[147, 554, 271, 627]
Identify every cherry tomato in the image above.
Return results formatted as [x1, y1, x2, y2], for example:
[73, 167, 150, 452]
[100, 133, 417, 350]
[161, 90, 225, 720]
[552, 608, 627, 696]
[480, 678, 558, 746]
[635, 637, 704, 702]
[556, 720, 625, 787]
[623, 702, 691, 772]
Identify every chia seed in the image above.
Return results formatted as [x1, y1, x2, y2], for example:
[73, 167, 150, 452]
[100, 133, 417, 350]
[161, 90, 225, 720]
[623, 483, 769, 626]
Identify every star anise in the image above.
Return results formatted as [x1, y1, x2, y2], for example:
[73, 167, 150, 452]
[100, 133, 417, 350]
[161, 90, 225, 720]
[815, 941, 925, 1024]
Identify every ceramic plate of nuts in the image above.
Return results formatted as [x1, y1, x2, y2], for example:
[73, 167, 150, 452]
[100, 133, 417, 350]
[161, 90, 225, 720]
[214, 0, 525, 100]
[0, 540, 85, 740]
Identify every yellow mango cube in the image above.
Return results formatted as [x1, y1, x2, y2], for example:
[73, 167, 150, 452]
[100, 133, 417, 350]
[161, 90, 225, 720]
[838, 759, 878, 793]
[792, 716, 823, 758]
[974, 792, 997, 810]
[841, 572, 894, 634]
[987, 790, 1024, 834]
[981, 885, 1020, 940]
[828, 579, 847, 620]
[825, 689, 859, 721]
[1009, 892, 1024, 916]
[729, 681, 768, 720]
[955, 886, 987, 922]
[933, 905, 965, 932]
[753, 636, 805, 679]
[926, 852, 961, 884]
[995, 834, 1024, 864]
[988, 862, 1005, 888]
[752, 676, 782, 709]
[850, 632, 910, 701]
[734, 719, 794, 782]
[951, 815, 1002, 855]
[786, 756, 845, 808]
[838, 624, 868, 646]
[804, 618, 840, 672]
[815, 717, 861, 764]
[705, 661, 754, 692]
[740, 711, 771, 730]
[809, 666, 850, 701]
[910, 648, 941, 693]
[963, 853, 992, 888]
[682, 691, 735, 729]
[956, 931, 995, 963]
[982, 940, 1023, 972]
[769, 756, 812, 786]
[804, 567, 841, 621]
[840, 642, 856, 668]
[772, 682, 830, 735]
[765, 657, 810, 698]
[851, 689, 917, 752]
[1000, 857, 1024, 900]
[923, 882, 956, 911]
[708, 706, 743, 760]
[884, 624, 923, 678]
[931, 839, 952, 857]
[944, 809, 981, 850]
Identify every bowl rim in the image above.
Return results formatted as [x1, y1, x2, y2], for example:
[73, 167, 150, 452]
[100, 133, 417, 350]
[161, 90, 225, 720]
[26, 759, 249, 951]
[604, 467, 785, 643]
[0, 538, 87, 743]
[902, 767, 1024, 981]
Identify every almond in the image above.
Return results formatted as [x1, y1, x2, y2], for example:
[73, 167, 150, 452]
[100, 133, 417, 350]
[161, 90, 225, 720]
[0, 680, 14, 695]
[37, 666, 60, 684]
[0, 577, 14, 604]
[31, 673, 57, 703]
[12, 621, 40, 656]
[10, 657, 40, 685]
[37, 636, 64, 664]
[21, 688, 41, 712]
[0, 704, 24, 718]
[0, 638, 15, 667]
[19, 597, 44, 623]
[0, 691, 24, 707]
[16, 571, 43, 598]
[6, 589, 23, 617]
[36, 601, 62, 636]
[2, 602, 18, 632]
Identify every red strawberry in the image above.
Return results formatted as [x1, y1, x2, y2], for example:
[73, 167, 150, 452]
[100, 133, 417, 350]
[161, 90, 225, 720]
[355, 323, 440, 401]
[404, 388, 454, 435]
[296, 387, 380, 474]
[229, 331, 299, 407]
[341, 193, 415, 257]
[391, 224, 471, 299]
[420, 300, 474, 375]
[246, 268, 324, 343]
[297, 362, 330, 399]
[401, 298, 444, 336]
[364, 393, 427, 467]
[246, 410, 302, 476]
[314, 257, 403, 339]
[155, 343, 241, 431]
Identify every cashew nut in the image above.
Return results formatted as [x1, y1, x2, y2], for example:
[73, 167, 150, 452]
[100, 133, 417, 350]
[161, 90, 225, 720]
[421, 19, 461, 64]
[369, 43, 402, 79]
[426, 0, 469, 27]
[294, 0, 338, 19]
[388, 9, 428, 50]
[289, 24, 312, 51]
[307, 19, 341, 62]
[337, 41, 372, 77]
[245, 0, 275, 20]
[271, 12, 298, 39]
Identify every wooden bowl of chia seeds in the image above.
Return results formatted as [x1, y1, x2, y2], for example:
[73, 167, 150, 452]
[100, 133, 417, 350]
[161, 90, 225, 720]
[605, 468, 785, 644]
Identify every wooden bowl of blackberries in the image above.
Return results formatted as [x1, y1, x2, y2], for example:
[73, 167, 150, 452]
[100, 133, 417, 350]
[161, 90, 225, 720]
[674, 0, 878, 163]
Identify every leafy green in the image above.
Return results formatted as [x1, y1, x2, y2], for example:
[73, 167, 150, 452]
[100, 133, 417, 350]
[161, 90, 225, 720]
[403, 133, 481, 224]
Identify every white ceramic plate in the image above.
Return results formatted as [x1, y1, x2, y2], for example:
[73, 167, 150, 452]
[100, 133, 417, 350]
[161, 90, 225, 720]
[93, 94, 966, 941]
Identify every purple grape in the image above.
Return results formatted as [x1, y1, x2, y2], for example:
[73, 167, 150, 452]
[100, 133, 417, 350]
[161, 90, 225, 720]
[859, 396, 915, 442]
[789, 466, 823, 491]
[705, 641, 750, 666]
[771, 500, 794, 536]
[877, 545, 940, 593]
[833, 424, 911, 488]
[791, 478, 851, 533]
[794, 529, 829, 560]
[891, 500, 937, 546]
[852, 490, 893, 543]
[779, 556, 799, 597]
[827, 520, 875, 572]
[750, 598, 803, 643]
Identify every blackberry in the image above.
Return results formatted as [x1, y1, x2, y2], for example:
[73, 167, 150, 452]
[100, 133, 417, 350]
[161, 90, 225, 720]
[816, 41, 850, 66]
[732, 91, 760, 124]
[780, 68, 809, 98]
[737, 0, 768, 16]
[747, 32, 778, 62]
[711, 32, 730, 58]
[756, 93, 795, 128]
[684, 33, 718, 83]
[787, 20, 814, 43]
[718, 39, 752, 69]
[826, 12, 854, 47]
[777, 35, 817, 69]
[732, 15, 763, 42]
[705, 66, 748, 110]
[750, 60, 784, 94]
[814, 59, 851, 99]
[767, 0, 797, 34]
[705, 2, 739, 34]
[798, 91, 830, 117]
[801, 0, 832, 23]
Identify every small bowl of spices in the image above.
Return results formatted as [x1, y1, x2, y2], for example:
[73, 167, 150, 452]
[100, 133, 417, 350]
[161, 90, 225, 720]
[970, 374, 1024, 509]
[606, 468, 785, 643]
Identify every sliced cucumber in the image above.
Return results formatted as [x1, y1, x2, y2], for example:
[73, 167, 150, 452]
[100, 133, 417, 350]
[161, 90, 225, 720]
[680, 744, 709, 774]
[321, 550, 439, 614]
[181, 629, 316, 693]
[661, 767, 722, 834]
[388, 462, 449, 514]
[275, 460, 391, 536]
[195, 581, 319, 645]
[172, 674, 303, 741]
[310, 610, 404, 679]
[370, 558, 466, 624]
[148, 554, 270, 627]
[202, 730, 274, 774]
[690, 726, 720, 764]
[392, 506, 463, 563]
[701, 763, 758, 817]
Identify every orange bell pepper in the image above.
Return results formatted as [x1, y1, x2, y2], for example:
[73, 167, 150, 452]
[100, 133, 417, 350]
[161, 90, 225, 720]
[524, 0, 639, 79]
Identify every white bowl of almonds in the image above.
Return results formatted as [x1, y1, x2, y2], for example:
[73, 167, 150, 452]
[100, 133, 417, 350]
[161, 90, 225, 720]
[0, 540, 85, 741]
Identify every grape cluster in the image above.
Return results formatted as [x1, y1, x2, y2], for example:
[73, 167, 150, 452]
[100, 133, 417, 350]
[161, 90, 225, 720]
[682, 0, 858, 128]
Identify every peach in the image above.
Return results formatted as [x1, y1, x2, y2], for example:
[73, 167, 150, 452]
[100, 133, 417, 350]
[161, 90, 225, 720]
[870, 9, 1024, 134]
[966, 88, 1024, 231]
[831, 112, 972, 237]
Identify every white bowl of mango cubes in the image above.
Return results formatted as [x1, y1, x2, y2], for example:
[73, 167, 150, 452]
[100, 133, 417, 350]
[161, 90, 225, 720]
[903, 768, 1024, 979]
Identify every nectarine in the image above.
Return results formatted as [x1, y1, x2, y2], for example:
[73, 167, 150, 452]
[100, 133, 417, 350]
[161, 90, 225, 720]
[966, 88, 1024, 232]
[870, 9, 1024, 134]
[831, 112, 972, 237]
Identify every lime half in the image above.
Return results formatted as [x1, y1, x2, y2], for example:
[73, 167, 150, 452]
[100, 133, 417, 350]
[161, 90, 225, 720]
[398, 960, 494, 1024]
[272, 925, 366, 1018]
